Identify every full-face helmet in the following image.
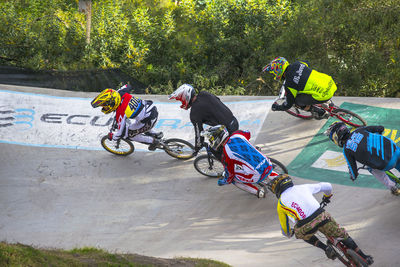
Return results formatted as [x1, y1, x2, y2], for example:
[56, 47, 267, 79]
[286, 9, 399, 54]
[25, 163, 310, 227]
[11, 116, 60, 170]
[168, 84, 195, 110]
[201, 125, 229, 151]
[91, 89, 121, 114]
[267, 174, 294, 198]
[262, 57, 289, 81]
[325, 121, 350, 147]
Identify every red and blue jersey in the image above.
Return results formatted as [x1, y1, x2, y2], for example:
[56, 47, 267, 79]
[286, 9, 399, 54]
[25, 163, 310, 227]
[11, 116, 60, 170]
[222, 130, 273, 184]
[115, 84, 144, 129]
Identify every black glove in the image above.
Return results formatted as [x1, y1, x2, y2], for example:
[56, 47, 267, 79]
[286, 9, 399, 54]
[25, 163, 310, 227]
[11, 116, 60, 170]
[271, 103, 281, 111]
[322, 194, 332, 204]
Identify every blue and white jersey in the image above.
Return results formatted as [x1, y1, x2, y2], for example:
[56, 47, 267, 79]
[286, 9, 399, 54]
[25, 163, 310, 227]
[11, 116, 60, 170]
[343, 126, 400, 179]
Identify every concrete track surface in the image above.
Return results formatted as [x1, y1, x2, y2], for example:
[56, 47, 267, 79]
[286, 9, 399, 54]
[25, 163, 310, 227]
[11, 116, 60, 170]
[1, 85, 399, 267]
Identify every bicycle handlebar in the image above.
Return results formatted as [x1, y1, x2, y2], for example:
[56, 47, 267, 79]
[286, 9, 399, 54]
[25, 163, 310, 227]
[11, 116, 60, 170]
[320, 199, 329, 208]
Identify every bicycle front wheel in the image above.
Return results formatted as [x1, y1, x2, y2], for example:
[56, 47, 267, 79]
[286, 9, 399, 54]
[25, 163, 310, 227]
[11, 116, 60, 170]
[333, 108, 367, 127]
[326, 243, 353, 267]
[163, 138, 195, 160]
[193, 154, 224, 178]
[101, 135, 134, 156]
[347, 249, 369, 267]
[269, 158, 288, 174]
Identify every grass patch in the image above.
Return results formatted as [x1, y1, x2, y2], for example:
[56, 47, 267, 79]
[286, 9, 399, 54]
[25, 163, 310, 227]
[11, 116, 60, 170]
[0, 242, 230, 267]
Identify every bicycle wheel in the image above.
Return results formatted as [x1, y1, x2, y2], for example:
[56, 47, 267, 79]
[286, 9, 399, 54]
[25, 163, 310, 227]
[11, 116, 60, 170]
[163, 138, 195, 160]
[285, 106, 314, 119]
[347, 249, 369, 267]
[193, 154, 224, 178]
[101, 135, 134, 156]
[326, 243, 353, 267]
[333, 108, 367, 127]
[269, 157, 288, 174]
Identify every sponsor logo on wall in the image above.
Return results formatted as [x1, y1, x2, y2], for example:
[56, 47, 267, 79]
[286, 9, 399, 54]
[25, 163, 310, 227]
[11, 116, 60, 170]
[0, 90, 272, 150]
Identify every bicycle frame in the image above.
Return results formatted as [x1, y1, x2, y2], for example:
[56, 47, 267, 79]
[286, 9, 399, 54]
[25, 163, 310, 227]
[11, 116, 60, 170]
[274, 87, 366, 127]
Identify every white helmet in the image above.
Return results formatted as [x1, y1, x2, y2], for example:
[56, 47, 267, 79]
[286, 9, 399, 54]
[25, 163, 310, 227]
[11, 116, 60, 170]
[168, 84, 195, 110]
[201, 125, 229, 150]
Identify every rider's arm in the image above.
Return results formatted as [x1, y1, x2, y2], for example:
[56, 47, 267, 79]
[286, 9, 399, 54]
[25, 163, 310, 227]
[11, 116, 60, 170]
[220, 149, 236, 184]
[277, 201, 293, 238]
[363, 125, 384, 134]
[113, 115, 127, 140]
[309, 182, 333, 197]
[277, 86, 295, 111]
[192, 121, 204, 151]
[343, 150, 359, 180]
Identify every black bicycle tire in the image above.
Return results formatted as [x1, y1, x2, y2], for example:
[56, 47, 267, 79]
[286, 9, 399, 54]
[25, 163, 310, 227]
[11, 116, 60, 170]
[346, 249, 369, 267]
[163, 138, 195, 160]
[285, 107, 314, 120]
[333, 108, 367, 127]
[325, 240, 353, 267]
[100, 135, 135, 156]
[193, 154, 224, 178]
[269, 157, 288, 174]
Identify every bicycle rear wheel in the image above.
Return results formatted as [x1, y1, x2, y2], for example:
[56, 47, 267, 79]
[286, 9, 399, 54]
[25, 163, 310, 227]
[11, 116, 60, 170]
[333, 108, 367, 127]
[193, 154, 224, 178]
[285, 107, 314, 119]
[269, 157, 288, 174]
[101, 135, 134, 156]
[163, 138, 195, 160]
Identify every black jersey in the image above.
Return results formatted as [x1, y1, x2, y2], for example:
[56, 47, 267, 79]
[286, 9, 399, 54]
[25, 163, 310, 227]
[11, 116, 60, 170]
[280, 61, 312, 110]
[279, 61, 336, 110]
[190, 91, 238, 149]
[343, 126, 398, 179]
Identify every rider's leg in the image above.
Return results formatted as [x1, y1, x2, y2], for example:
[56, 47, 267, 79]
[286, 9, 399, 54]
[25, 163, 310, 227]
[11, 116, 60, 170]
[369, 168, 399, 195]
[303, 235, 327, 250]
[318, 212, 373, 264]
[294, 211, 336, 260]
[232, 181, 265, 198]
[342, 237, 373, 264]
[295, 94, 329, 119]
[130, 133, 154, 145]
[145, 129, 163, 139]
[128, 103, 160, 150]
[128, 123, 159, 150]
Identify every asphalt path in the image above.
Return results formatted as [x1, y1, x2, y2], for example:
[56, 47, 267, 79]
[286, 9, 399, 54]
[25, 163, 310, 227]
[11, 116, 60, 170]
[1, 84, 399, 266]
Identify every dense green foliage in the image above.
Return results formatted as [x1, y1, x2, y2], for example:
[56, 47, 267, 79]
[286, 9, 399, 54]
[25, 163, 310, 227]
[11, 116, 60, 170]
[0, 0, 399, 96]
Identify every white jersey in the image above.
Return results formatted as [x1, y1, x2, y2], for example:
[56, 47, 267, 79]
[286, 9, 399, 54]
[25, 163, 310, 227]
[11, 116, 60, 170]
[277, 183, 332, 237]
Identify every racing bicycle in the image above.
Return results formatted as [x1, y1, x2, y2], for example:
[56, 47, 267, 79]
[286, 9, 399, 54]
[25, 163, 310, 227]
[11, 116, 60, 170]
[193, 143, 288, 178]
[274, 87, 367, 128]
[100, 117, 195, 160]
[318, 199, 372, 267]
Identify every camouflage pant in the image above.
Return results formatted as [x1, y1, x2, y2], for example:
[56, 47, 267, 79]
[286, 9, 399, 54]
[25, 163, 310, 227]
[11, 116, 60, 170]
[294, 211, 349, 241]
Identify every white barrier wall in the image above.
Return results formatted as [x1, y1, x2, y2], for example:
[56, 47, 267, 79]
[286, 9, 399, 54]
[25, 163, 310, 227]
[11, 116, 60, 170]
[0, 90, 272, 151]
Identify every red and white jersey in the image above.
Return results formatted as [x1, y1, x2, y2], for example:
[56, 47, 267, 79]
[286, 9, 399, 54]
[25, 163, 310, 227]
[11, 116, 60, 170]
[222, 131, 273, 184]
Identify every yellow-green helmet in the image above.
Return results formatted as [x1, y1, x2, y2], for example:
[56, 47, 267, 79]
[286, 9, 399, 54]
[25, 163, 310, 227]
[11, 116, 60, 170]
[91, 89, 121, 114]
